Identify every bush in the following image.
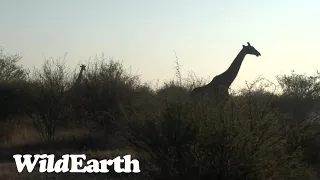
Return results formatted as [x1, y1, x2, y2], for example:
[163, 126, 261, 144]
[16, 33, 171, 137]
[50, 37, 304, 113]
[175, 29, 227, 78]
[1, 49, 320, 179]
[0, 48, 29, 81]
[156, 80, 190, 103]
[275, 71, 320, 166]
[275, 71, 320, 123]
[28, 58, 70, 141]
[0, 48, 29, 120]
[127, 80, 311, 180]
[67, 57, 155, 137]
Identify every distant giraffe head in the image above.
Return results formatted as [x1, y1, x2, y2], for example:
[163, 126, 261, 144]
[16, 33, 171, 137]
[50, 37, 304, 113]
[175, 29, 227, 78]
[242, 42, 261, 57]
[80, 64, 86, 71]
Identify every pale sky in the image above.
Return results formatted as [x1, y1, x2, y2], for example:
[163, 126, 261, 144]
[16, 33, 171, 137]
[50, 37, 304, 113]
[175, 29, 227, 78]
[1, 0, 319, 90]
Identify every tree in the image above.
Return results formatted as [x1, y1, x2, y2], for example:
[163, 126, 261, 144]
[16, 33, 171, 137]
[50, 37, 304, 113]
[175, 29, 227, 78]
[0, 47, 29, 81]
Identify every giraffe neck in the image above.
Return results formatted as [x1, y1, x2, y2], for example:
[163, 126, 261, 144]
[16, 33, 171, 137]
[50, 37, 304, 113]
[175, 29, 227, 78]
[212, 48, 247, 88]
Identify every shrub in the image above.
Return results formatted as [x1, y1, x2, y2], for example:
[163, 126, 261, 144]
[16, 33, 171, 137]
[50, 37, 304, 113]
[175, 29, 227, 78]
[0, 47, 29, 81]
[28, 58, 70, 141]
[276, 71, 320, 163]
[127, 80, 311, 180]
[70, 57, 155, 137]
[0, 48, 29, 120]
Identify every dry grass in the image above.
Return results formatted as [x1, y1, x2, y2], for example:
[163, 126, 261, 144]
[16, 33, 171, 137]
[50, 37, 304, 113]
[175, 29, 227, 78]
[0, 118, 91, 148]
[0, 116, 140, 180]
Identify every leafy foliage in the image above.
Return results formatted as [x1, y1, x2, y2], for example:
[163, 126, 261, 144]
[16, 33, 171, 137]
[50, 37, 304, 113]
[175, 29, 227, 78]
[0, 48, 29, 81]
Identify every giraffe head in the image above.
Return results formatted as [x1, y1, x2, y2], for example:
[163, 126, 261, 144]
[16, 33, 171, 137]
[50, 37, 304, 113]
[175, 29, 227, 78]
[242, 42, 261, 57]
[80, 64, 86, 71]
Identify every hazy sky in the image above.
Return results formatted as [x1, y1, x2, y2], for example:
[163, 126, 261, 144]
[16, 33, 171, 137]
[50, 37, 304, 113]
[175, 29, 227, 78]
[1, 0, 319, 89]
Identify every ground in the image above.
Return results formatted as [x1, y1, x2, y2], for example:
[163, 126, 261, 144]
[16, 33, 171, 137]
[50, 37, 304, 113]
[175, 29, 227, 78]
[0, 117, 143, 180]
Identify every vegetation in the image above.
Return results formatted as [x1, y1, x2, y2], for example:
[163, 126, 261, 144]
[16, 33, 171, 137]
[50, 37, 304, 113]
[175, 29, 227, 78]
[1, 48, 320, 179]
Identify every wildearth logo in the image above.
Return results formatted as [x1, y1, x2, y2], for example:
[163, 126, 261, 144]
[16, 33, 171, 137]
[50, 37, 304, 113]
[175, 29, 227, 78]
[13, 154, 140, 173]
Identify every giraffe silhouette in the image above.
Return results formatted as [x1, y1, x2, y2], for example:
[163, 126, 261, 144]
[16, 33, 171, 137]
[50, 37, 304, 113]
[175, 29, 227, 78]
[190, 42, 261, 105]
[63, 64, 86, 104]
[74, 64, 86, 88]
[65, 64, 86, 94]
[62, 64, 87, 125]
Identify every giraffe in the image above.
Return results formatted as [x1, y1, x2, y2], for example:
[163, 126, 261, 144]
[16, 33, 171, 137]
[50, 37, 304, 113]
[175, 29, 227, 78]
[64, 64, 86, 94]
[73, 64, 86, 89]
[190, 42, 261, 105]
[62, 64, 87, 125]
[65, 64, 88, 99]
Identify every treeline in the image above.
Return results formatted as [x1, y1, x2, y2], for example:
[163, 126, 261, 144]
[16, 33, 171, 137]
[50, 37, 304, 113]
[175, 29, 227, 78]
[1, 49, 320, 179]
